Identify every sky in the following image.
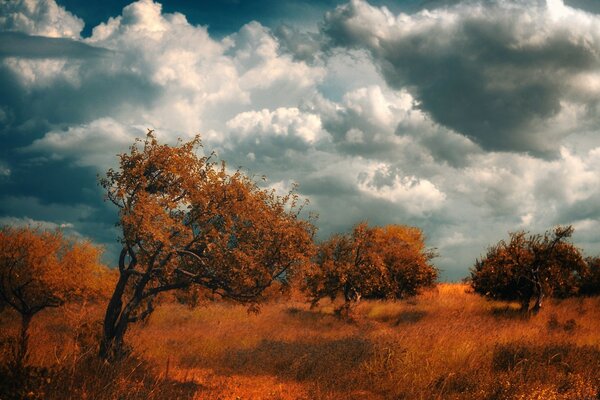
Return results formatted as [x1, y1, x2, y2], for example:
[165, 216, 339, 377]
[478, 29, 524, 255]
[2, 0, 600, 280]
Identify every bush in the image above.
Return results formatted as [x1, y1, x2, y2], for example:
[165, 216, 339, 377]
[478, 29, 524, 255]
[580, 257, 600, 296]
[304, 222, 437, 316]
[470, 226, 587, 313]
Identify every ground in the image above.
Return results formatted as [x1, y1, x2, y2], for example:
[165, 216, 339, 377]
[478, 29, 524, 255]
[1, 284, 599, 399]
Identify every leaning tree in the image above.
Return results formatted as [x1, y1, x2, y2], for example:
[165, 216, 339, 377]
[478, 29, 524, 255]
[304, 222, 437, 317]
[99, 132, 315, 360]
[470, 226, 587, 314]
[0, 226, 110, 367]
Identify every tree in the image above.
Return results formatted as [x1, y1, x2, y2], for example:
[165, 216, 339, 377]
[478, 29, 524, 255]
[470, 226, 587, 314]
[99, 132, 315, 360]
[0, 226, 110, 367]
[580, 256, 600, 296]
[304, 222, 437, 317]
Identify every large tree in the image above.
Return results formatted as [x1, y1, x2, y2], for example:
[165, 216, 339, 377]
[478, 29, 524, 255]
[0, 226, 110, 367]
[304, 223, 437, 317]
[99, 132, 315, 360]
[470, 226, 587, 313]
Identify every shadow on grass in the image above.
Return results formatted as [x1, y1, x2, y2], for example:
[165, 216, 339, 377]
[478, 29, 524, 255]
[392, 310, 427, 326]
[493, 342, 600, 375]
[368, 309, 427, 325]
[0, 355, 203, 400]
[214, 338, 372, 385]
[490, 305, 528, 319]
[285, 306, 335, 321]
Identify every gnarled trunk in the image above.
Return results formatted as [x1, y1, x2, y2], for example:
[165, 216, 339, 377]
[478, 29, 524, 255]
[16, 313, 33, 368]
[530, 269, 544, 315]
[531, 286, 544, 315]
[99, 272, 130, 361]
[336, 284, 361, 320]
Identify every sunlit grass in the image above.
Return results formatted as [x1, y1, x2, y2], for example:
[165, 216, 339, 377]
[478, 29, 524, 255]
[1, 283, 599, 399]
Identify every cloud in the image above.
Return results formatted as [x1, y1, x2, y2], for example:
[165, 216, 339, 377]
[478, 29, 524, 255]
[319, 85, 413, 155]
[322, 0, 600, 156]
[0, 32, 111, 59]
[0, 0, 84, 38]
[225, 107, 324, 152]
[0, 216, 74, 231]
[5, 0, 600, 280]
[357, 162, 446, 215]
[27, 118, 144, 169]
[274, 24, 322, 62]
[564, 0, 600, 13]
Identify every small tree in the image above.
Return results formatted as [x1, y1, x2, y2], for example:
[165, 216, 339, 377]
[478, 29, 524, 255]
[99, 132, 315, 360]
[470, 226, 586, 314]
[0, 226, 110, 367]
[580, 257, 600, 296]
[304, 222, 437, 317]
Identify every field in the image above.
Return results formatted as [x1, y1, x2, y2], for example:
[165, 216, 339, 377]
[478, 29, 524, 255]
[1, 283, 599, 399]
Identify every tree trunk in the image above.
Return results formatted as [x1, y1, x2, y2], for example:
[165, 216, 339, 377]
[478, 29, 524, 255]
[336, 285, 360, 320]
[531, 289, 543, 315]
[519, 296, 530, 314]
[99, 315, 130, 361]
[530, 273, 544, 315]
[99, 272, 129, 361]
[16, 313, 33, 369]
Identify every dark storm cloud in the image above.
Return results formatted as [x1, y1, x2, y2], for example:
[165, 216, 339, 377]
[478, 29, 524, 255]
[565, 0, 600, 13]
[0, 32, 111, 59]
[322, 0, 600, 156]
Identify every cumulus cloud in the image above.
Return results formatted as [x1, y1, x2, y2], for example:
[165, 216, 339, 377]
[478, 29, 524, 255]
[357, 162, 445, 215]
[4, 0, 600, 279]
[0, 0, 84, 38]
[27, 118, 144, 168]
[225, 107, 324, 153]
[323, 0, 600, 156]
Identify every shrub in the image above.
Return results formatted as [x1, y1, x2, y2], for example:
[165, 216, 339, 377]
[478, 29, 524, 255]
[470, 226, 586, 313]
[304, 222, 437, 316]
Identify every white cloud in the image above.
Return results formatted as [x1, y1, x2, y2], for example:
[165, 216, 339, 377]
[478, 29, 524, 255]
[27, 118, 144, 169]
[0, 0, 84, 38]
[227, 107, 323, 144]
[0, 216, 74, 230]
[357, 162, 445, 215]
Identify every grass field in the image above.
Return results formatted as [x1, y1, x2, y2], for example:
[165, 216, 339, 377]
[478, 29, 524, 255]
[1, 283, 599, 399]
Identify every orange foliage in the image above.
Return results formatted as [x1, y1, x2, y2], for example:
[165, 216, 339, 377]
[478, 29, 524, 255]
[0, 226, 110, 366]
[470, 226, 588, 313]
[304, 222, 437, 315]
[99, 131, 315, 360]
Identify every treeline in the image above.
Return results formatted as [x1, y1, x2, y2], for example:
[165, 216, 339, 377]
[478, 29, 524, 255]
[1, 132, 599, 369]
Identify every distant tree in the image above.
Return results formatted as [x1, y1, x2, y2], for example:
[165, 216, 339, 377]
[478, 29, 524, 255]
[99, 132, 315, 361]
[0, 226, 110, 367]
[580, 257, 600, 296]
[304, 222, 437, 317]
[470, 226, 587, 314]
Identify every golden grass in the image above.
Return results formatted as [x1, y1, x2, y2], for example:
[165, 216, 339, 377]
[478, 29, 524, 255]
[1, 283, 599, 399]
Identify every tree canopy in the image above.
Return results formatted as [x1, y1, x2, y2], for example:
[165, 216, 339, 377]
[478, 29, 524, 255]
[0, 226, 110, 366]
[99, 132, 315, 360]
[304, 222, 437, 317]
[470, 226, 588, 313]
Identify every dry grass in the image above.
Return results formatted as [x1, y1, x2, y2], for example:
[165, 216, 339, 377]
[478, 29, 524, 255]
[1, 283, 599, 399]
